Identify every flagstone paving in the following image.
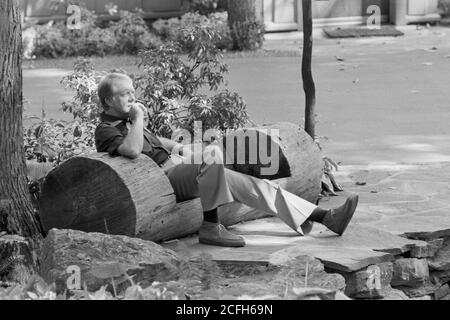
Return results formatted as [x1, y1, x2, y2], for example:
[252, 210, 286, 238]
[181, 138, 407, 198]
[163, 162, 450, 273]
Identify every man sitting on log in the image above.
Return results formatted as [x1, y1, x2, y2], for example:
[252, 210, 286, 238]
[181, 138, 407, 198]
[94, 73, 359, 248]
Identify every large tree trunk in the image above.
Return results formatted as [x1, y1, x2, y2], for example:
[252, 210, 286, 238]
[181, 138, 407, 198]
[301, 0, 316, 139]
[39, 123, 322, 242]
[227, 0, 264, 51]
[0, 0, 43, 284]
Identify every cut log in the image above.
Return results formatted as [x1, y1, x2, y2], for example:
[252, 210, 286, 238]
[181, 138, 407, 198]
[39, 122, 322, 242]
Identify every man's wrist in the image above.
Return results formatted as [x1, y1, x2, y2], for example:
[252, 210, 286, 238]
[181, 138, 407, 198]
[131, 115, 144, 122]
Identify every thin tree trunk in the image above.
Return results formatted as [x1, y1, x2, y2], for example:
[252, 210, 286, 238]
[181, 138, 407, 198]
[301, 0, 316, 139]
[0, 0, 43, 284]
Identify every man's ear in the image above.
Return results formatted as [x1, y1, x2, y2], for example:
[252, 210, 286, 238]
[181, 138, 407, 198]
[104, 97, 113, 109]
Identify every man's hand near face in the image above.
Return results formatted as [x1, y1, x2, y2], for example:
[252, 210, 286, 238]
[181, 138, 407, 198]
[117, 104, 145, 159]
[129, 103, 145, 121]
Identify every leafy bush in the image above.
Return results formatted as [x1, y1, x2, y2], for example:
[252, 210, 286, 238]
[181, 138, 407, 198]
[109, 9, 162, 54]
[32, 6, 161, 58]
[181, 0, 221, 15]
[60, 58, 107, 122]
[152, 12, 233, 51]
[23, 115, 97, 165]
[135, 24, 249, 137]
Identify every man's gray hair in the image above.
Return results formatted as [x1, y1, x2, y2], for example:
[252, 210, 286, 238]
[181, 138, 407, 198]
[97, 72, 132, 109]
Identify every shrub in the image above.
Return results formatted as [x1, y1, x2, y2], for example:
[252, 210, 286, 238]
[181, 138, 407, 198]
[23, 115, 97, 165]
[108, 9, 162, 54]
[33, 22, 72, 58]
[152, 12, 233, 51]
[32, 6, 161, 58]
[181, 0, 221, 16]
[135, 24, 249, 137]
[60, 58, 106, 122]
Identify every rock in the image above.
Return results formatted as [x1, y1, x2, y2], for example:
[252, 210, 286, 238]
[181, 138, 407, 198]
[430, 269, 450, 284]
[210, 255, 347, 300]
[391, 258, 429, 287]
[410, 238, 444, 258]
[433, 284, 450, 300]
[381, 288, 434, 300]
[341, 263, 393, 299]
[428, 239, 450, 271]
[39, 229, 181, 293]
[397, 281, 440, 299]
[410, 295, 432, 300]
[380, 288, 412, 300]
[272, 245, 394, 273]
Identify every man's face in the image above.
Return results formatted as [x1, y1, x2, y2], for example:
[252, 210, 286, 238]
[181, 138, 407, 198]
[106, 77, 136, 118]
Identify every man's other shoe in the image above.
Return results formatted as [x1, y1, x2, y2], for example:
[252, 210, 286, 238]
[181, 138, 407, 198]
[199, 222, 246, 247]
[322, 194, 359, 236]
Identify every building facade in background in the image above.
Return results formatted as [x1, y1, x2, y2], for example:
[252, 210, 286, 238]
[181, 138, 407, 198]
[24, 0, 441, 31]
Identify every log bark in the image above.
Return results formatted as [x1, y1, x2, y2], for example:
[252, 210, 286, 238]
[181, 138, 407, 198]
[39, 123, 322, 242]
[0, 0, 43, 283]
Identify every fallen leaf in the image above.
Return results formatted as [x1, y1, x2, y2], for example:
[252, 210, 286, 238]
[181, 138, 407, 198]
[335, 56, 345, 62]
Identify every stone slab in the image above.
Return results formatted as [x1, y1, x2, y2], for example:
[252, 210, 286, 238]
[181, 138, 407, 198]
[319, 163, 450, 239]
[341, 263, 393, 299]
[164, 218, 428, 273]
[206, 255, 347, 300]
[428, 239, 450, 271]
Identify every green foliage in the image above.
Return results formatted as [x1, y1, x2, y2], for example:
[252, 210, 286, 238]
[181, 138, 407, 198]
[60, 58, 106, 122]
[32, 6, 161, 58]
[181, 0, 221, 15]
[136, 24, 249, 137]
[108, 9, 163, 54]
[23, 116, 97, 165]
[152, 12, 233, 51]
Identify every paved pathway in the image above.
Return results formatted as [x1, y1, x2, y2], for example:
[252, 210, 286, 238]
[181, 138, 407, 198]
[164, 162, 450, 273]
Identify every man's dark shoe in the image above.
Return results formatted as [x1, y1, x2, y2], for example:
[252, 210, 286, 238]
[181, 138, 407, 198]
[199, 221, 246, 247]
[322, 194, 359, 236]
